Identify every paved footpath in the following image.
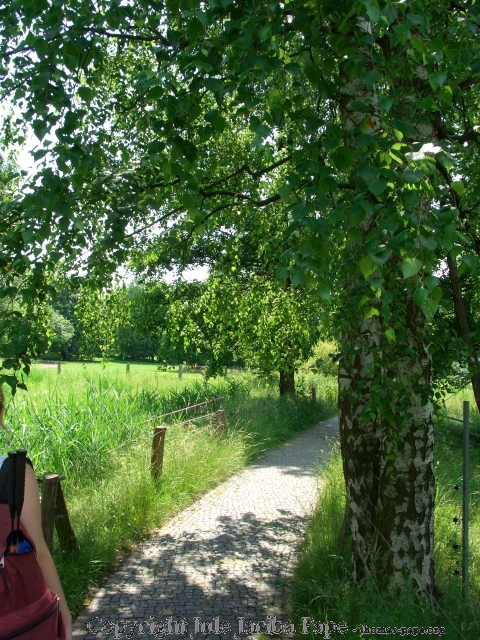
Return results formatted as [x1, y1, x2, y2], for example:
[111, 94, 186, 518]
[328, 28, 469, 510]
[73, 417, 339, 640]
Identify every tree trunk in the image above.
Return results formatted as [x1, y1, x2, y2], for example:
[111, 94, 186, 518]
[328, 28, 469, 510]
[334, 19, 437, 594]
[447, 253, 480, 413]
[279, 369, 295, 396]
[338, 290, 436, 595]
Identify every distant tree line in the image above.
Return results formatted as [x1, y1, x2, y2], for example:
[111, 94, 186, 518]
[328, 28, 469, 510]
[41, 280, 212, 366]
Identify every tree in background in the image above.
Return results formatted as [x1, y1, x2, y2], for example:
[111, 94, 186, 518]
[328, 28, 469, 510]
[131, 279, 212, 365]
[167, 272, 319, 395]
[74, 286, 127, 361]
[48, 307, 75, 360]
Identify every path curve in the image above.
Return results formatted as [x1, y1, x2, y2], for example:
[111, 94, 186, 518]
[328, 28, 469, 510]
[73, 417, 339, 640]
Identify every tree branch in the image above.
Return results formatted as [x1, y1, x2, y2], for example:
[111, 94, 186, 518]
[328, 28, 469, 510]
[82, 27, 171, 46]
[458, 76, 480, 90]
[204, 155, 292, 190]
[198, 189, 281, 207]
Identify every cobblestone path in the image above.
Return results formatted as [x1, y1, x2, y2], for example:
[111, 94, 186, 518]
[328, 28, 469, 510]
[73, 417, 339, 640]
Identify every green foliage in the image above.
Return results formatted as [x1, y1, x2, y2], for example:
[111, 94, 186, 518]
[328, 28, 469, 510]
[1, 0, 479, 400]
[302, 339, 339, 378]
[431, 269, 480, 395]
[127, 279, 211, 365]
[74, 286, 128, 361]
[168, 273, 320, 382]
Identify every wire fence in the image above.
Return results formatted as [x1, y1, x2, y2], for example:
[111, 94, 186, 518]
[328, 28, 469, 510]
[435, 401, 478, 599]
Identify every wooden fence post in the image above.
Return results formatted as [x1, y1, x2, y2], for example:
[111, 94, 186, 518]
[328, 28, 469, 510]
[311, 387, 316, 402]
[151, 426, 167, 480]
[216, 409, 226, 436]
[57, 362, 61, 373]
[41, 473, 60, 553]
[55, 482, 78, 551]
[126, 363, 130, 373]
[178, 363, 183, 379]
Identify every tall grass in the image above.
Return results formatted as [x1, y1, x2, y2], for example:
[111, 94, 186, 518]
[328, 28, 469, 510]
[0, 363, 335, 615]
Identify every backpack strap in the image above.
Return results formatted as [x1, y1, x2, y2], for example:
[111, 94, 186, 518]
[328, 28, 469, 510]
[0, 455, 32, 506]
[0, 457, 7, 505]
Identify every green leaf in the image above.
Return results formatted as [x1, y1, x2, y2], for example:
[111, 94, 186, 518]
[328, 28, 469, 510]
[414, 97, 438, 111]
[425, 275, 439, 290]
[350, 100, 371, 112]
[367, 178, 388, 196]
[147, 140, 165, 162]
[430, 286, 443, 303]
[146, 86, 164, 100]
[331, 147, 354, 171]
[364, 306, 380, 319]
[451, 181, 464, 196]
[204, 77, 223, 92]
[278, 185, 292, 202]
[291, 269, 305, 287]
[424, 298, 439, 320]
[362, 71, 383, 89]
[290, 203, 312, 220]
[429, 71, 447, 90]
[461, 253, 478, 272]
[359, 0, 381, 23]
[77, 86, 93, 103]
[401, 257, 422, 279]
[438, 207, 458, 223]
[211, 115, 226, 133]
[439, 85, 453, 105]
[378, 96, 394, 113]
[21, 229, 35, 243]
[204, 109, 219, 123]
[385, 328, 396, 343]
[369, 249, 390, 266]
[410, 36, 427, 54]
[381, 2, 397, 25]
[359, 295, 370, 309]
[268, 89, 284, 106]
[442, 224, 458, 251]
[418, 236, 438, 251]
[413, 287, 428, 308]
[402, 168, 424, 184]
[401, 189, 420, 207]
[392, 23, 411, 45]
[316, 286, 331, 300]
[348, 227, 363, 245]
[359, 257, 377, 278]
[188, 17, 204, 43]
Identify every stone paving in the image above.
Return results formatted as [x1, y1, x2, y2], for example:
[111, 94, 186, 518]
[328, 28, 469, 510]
[73, 417, 339, 640]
